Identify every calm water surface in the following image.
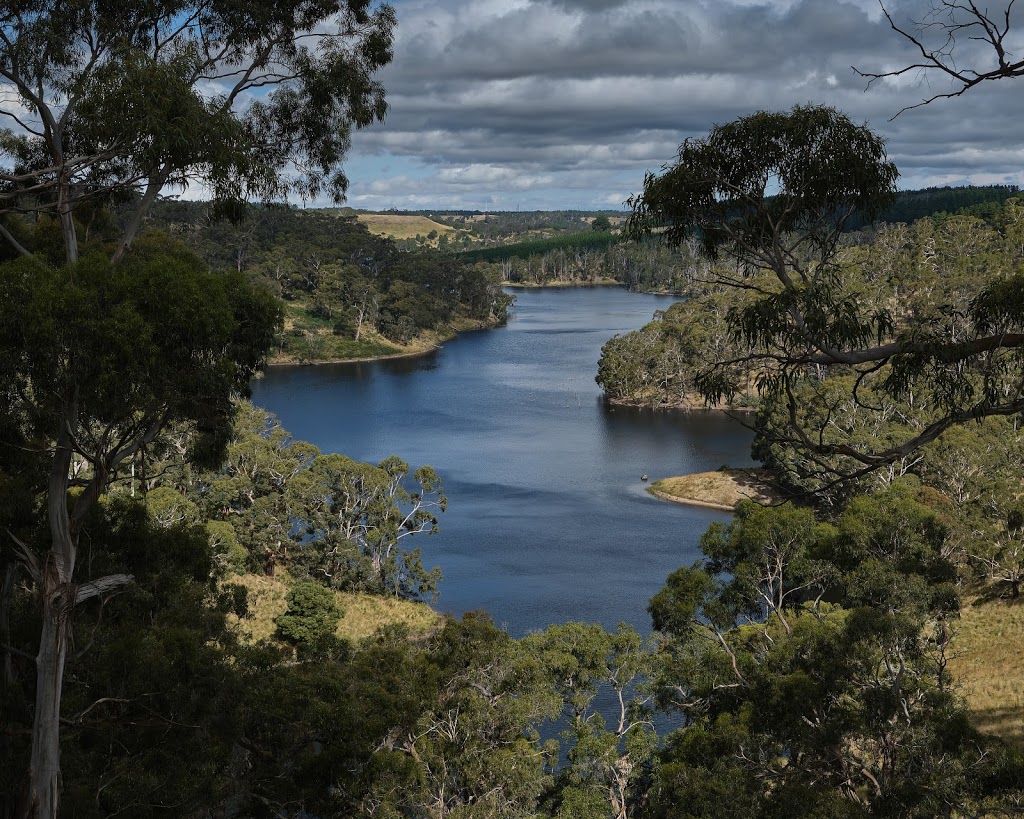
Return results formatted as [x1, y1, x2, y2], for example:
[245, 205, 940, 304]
[252, 287, 754, 636]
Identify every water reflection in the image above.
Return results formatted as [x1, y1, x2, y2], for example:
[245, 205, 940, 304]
[253, 288, 755, 636]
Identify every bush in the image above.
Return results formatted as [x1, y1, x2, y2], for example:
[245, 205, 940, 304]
[275, 581, 344, 658]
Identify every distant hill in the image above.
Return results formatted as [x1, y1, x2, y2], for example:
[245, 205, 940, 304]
[356, 213, 458, 244]
[852, 184, 1021, 230]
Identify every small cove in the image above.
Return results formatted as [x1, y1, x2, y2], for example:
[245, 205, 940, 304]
[252, 287, 756, 636]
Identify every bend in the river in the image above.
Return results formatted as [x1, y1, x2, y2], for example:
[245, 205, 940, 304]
[252, 287, 755, 636]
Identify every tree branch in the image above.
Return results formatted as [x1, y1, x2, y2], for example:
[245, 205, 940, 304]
[75, 574, 133, 606]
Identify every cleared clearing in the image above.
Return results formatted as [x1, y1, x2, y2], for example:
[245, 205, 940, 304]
[648, 468, 783, 510]
[357, 213, 457, 241]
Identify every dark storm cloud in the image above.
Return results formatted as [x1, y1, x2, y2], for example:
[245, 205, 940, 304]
[344, 0, 1024, 209]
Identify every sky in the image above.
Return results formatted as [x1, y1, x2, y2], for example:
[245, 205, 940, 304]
[337, 0, 1024, 211]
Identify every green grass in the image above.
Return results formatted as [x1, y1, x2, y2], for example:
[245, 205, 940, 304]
[276, 333, 403, 362]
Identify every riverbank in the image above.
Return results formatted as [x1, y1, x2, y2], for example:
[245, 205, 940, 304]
[647, 468, 784, 511]
[502, 278, 621, 288]
[606, 394, 760, 412]
[268, 315, 502, 366]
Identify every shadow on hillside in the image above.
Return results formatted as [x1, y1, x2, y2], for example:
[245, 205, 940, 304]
[971, 706, 1024, 750]
[968, 586, 1024, 606]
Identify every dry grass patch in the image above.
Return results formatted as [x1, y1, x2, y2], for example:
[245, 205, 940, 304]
[357, 214, 456, 242]
[224, 573, 441, 645]
[648, 468, 782, 510]
[336, 592, 442, 642]
[949, 594, 1024, 748]
[225, 573, 290, 643]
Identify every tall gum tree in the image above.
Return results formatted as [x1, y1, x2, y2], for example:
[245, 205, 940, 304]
[628, 105, 1024, 487]
[0, 2, 392, 814]
[0, 242, 280, 817]
[0, 0, 395, 264]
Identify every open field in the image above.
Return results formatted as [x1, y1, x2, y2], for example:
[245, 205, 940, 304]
[949, 593, 1024, 748]
[648, 468, 784, 510]
[225, 573, 442, 645]
[357, 213, 457, 241]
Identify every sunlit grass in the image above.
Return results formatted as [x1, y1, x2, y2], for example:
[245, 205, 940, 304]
[357, 213, 457, 243]
[949, 591, 1024, 748]
[648, 468, 782, 510]
[224, 573, 441, 645]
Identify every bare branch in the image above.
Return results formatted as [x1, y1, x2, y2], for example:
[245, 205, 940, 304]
[857, 1, 1024, 117]
[5, 527, 41, 583]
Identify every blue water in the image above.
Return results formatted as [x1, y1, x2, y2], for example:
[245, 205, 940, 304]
[251, 287, 755, 636]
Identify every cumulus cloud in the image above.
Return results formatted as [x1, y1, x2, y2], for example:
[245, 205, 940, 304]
[341, 0, 1024, 209]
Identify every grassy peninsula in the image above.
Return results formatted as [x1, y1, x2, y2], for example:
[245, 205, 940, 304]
[647, 468, 783, 510]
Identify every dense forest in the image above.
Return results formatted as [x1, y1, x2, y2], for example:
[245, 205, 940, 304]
[143, 202, 514, 362]
[443, 186, 1023, 292]
[3, 159, 1024, 819]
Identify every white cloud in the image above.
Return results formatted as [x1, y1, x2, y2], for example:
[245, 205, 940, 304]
[342, 0, 1024, 208]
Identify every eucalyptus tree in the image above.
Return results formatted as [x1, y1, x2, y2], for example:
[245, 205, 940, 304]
[629, 105, 1024, 483]
[0, 0, 395, 265]
[642, 492, 1008, 817]
[0, 4, 393, 812]
[0, 239, 280, 817]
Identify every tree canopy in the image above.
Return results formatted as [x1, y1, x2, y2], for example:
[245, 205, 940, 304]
[0, 0, 395, 263]
[627, 105, 1024, 483]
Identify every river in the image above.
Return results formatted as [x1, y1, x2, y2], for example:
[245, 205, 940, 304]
[251, 287, 755, 637]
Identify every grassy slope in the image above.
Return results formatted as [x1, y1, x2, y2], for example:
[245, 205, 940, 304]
[949, 594, 1024, 748]
[226, 573, 442, 644]
[357, 214, 457, 242]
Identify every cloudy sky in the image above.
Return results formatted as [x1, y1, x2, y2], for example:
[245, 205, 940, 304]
[338, 0, 1024, 211]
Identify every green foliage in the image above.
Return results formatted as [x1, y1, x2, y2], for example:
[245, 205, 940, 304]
[628, 105, 897, 260]
[142, 203, 513, 358]
[0, 0, 396, 265]
[527, 622, 657, 819]
[848, 184, 1021, 230]
[2, 496, 242, 817]
[362, 613, 561, 818]
[460, 229, 618, 263]
[190, 403, 445, 601]
[641, 488, 1024, 817]
[275, 580, 344, 657]
[0, 241, 279, 445]
[596, 289, 756, 406]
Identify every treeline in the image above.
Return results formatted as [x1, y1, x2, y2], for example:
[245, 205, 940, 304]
[459, 229, 618, 263]
[848, 184, 1021, 230]
[426, 209, 622, 243]
[143, 201, 513, 361]
[451, 186, 1024, 294]
[462, 235, 708, 291]
[598, 200, 1024, 419]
